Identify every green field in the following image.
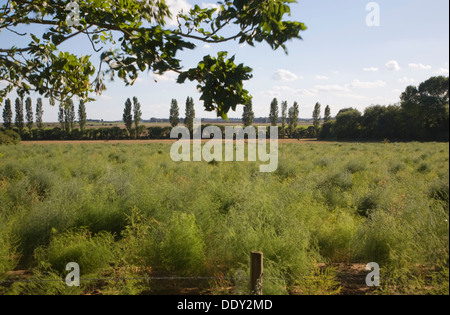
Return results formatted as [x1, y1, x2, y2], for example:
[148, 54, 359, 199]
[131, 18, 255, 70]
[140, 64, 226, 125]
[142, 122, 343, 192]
[0, 142, 448, 295]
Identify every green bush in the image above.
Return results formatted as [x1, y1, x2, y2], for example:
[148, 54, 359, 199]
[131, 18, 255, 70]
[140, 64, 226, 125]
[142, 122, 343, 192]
[0, 130, 21, 145]
[120, 210, 205, 276]
[0, 219, 18, 279]
[158, 212, 205, 275]
[34, 228, 116, 275]
[316, 210, 359, 262]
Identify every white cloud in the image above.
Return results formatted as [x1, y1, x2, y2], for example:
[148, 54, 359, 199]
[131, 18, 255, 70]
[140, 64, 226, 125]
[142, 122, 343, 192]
[332, 71, 340, 75]
[314, 84, 351, 93]
[433, 68, 449, 75]
[202, 2, 221, 10]
[296, 89, 318, 97]
[315, 75, 329, 80]
[337, 93, 365, 99]
[385, 60, 400, 71]
[363, 67, 379, 72]
[203, 44, 211, 49]
[260, 90, 281, 98]
[166, 0, 192, 26]
[350, 79, 386, 89]
[273, 85, 318, 97]
[273, 85, 294, 92]
[153, 71, 178, 82]
[272, 69, 300, 82]
[398, 77, 417, 84]
[0, 80, 8, 87]
[408, 63, 432, 70]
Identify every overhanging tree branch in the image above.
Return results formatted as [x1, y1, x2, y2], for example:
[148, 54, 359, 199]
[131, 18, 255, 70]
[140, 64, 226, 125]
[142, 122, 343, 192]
[0, 0, 307, 118]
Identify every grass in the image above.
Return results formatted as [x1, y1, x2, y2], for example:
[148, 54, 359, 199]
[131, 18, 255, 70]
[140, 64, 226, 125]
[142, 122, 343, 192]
[0, 141, 448, 295]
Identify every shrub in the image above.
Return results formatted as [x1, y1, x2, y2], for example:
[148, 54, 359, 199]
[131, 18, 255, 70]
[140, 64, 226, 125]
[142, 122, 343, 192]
[294, 266, 342, 295]
[0, 130, 21, 145]
[417, 162, 431, 173]
[0, 220, 18, 279]
[429, 177, 449, 205]
[119, 210, 205, 276]
[158, 213, 205, 275]
[34, 228, 116, 275]
[316, 210, 359, 262]
[345, 160, 366, 174]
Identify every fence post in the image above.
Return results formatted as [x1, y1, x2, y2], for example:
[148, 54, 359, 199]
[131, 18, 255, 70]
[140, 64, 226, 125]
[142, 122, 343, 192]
[250, 251, 263, 295]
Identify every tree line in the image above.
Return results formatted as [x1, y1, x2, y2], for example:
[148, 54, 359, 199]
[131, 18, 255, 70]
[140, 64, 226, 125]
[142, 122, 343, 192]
[236, 97, 330, 139]
[1, 76, 448, 143]
[234, 76, 449, 142]
[1, 96, 88, 142]
[321, 76, 449, 141]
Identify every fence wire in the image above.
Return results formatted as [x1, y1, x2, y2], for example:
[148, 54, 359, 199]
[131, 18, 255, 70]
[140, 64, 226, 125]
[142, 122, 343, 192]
[0, 274, 365, 285]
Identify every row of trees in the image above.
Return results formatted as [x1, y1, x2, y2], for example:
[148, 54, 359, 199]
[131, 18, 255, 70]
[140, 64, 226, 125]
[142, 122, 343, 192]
[168, 95, 323, 139]
[240, 76, 448, 142]
[2, 76, 447, 142]
[123, 97, 143, 139]
[2, 97, 44, 135]
[321, 76, 449, 141]
[265, 98, 331, 138]
[168, 96, 307, 139]
[169, 97, 195, 130]
[2, 97, 88, 138]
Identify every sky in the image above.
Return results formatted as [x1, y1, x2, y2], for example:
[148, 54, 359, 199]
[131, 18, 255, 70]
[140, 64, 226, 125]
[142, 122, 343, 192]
[1, 0, 449, 122]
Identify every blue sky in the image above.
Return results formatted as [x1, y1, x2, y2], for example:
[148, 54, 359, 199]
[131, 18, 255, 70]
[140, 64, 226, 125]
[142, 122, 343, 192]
[1, 0, 449, 122]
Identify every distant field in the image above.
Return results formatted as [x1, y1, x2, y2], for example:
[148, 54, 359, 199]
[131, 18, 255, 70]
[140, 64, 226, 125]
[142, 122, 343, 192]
[40, 121, 314, 129]
[41, 122, 172, 129]
[20, 139, 323, 145]
[0, 141, 448, 295]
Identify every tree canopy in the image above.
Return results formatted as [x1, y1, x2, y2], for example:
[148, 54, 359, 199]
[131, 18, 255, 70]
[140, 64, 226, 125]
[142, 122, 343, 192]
[242, 98, 254, 127]
[0, 0, 306, 119]
[401, 76, 449, 139]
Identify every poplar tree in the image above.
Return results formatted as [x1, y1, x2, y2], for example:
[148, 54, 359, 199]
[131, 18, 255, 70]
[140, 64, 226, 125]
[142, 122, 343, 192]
[2, 99, 13, 129]
[15, 97, 24, 135]
[25, 97, 33, 134]
[242, 99, 255, 127]
[123, 98, 133, 138]
[169, 99, 180, 127]
[36, 98, 44, 133]
[281, 101, 288, 137]
[185, 97, 195, 132]
[78, 101, 87, 132]
[288, 102, 299, 136]
[269, 98, 279, 126]
[133, 97, 142, 139]
[313, 102, 321, 138]
[324, 105, 332, 123]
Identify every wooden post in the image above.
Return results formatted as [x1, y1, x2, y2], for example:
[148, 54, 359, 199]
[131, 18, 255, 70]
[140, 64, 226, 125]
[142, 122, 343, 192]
[250, 251, 263, 295]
